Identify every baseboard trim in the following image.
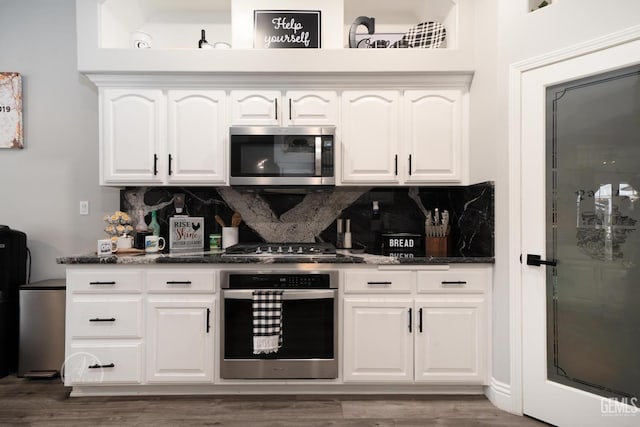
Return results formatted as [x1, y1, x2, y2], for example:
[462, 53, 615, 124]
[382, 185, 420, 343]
[485, 377, 518, 415]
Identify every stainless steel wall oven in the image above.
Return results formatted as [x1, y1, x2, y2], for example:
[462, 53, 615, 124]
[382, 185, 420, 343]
[220, 269, 338, 379]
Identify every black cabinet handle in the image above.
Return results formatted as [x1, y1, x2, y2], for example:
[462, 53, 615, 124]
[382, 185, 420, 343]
[89, 317, 116, 322]
[89, 281, 116, 285]
[419, 308, 423, 333]
[166, 281, 192, 285]
[527, 254, 557, 267]
[168, 154, 173, 176]
[274, 98, 278, 120]
[408, 308, 412, 333]
[394, 155, 398, 176]
[288, 98, 292, 120]
[408, 154, 412, 176]
[88, 363, 114, 369]
[441, 281, 467, 286]
[206, 308, 211, 333]
[153, 154, 158, 176]
[367, 281, 392, 286]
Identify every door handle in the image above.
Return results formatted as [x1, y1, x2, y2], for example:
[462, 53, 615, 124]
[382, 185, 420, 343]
[418, 308, 423, 333]
[526, 254, 557, 267]
[168, 154, 173, 176]
[206, 308, 211, 333]
[408, 308, 412, 333]
[408, 154, 412, 176]
[153, 154, 158, 176]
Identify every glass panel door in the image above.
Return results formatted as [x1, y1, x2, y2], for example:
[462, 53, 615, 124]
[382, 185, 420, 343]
[546, 65, 640, 399]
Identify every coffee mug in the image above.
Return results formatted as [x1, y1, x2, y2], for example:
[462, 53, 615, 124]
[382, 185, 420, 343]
[97, 239, 114, 256]
[145, 235, 166, 253]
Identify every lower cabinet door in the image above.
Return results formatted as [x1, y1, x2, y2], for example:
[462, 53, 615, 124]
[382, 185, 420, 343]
[343, 298, 413, 382]
[146, 298, 214, 383]
[64, 342, 142, 385]
[414, 298, 486, 384]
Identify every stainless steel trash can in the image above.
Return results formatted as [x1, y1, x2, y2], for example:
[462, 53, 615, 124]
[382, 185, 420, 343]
[18, 279, 66, 378]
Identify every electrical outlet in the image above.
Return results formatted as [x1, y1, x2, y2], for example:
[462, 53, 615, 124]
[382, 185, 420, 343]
[79, 201, 89, 215]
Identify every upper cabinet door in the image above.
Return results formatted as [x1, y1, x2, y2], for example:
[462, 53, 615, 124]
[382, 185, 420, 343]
[167, 90, 227, 184]
[340, 91, 400, 184]
[404, 90, 464, 183]
[285, 91, 338, 126]
[101, 89, 164, 185]
[229, 90, 281, 126]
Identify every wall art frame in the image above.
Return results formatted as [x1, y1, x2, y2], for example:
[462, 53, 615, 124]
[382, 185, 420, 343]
[0, 72, 23, 149]
[253, 10, 321, 49]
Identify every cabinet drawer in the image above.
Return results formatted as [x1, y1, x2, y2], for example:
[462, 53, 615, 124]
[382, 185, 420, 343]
[343, 270, 413, 293]
[146, 269, 215, 293]
[64, 343, 142, 385]
[68, 269, 142, 293]
[417, 269, 488, 294]
[69, 297, 143, 338]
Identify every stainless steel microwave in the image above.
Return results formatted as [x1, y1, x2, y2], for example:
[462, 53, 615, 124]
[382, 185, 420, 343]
[229, 126, 335, 186]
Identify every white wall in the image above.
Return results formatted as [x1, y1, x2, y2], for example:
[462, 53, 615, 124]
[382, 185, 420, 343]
[0, 0, 120, 282]
[491, 0, 640, 390]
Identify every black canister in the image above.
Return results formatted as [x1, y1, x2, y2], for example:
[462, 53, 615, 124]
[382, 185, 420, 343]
[134, 231, 152, 249]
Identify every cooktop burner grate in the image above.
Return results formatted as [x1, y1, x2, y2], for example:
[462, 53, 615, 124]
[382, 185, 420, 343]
[222, 242, 337, 258]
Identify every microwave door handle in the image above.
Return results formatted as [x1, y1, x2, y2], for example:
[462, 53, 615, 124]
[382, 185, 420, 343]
[223, 289, 336, 300]
[315, 136, 322, 176]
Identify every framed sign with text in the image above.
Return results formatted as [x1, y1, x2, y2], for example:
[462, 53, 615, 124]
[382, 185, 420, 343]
[254, 10, 321, 49]
[0, 72, 23, 149]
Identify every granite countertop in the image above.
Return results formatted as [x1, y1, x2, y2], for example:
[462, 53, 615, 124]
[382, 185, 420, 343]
[56, 250, 494, 265]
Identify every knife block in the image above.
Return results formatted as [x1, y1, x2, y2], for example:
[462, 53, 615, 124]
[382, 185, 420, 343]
[425, 235, 450, 257]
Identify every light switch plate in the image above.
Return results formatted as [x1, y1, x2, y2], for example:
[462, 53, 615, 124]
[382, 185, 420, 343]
[79, 200, 89, 215]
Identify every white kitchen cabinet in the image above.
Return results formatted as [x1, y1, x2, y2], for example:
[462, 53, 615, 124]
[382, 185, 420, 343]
[100, 88, 227, 186]
[101, 88, 164, 185]
[167, 90, 227, 184]
[146, 298, 215, 383]
[340, 91, 400, 183]
[65, 267, 144, 386]
[342, 266, 489, 385]
[414, 298, 486, 384]
[230, 90, 337, 126]
[343, 298, 414, 382]
[340, 89, 466, 185]
[403, 90, 464, 183]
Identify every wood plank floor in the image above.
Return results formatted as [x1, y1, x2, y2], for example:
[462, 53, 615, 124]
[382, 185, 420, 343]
[0, 375, 548, 426]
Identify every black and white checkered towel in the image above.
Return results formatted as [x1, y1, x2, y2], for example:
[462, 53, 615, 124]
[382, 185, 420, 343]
[252, 290, 283, 355]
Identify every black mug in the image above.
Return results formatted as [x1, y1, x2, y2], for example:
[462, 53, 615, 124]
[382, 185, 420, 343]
[135, 231, 152, 249]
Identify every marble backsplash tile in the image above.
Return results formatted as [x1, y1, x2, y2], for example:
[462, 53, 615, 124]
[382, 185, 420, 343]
[120, 182, 494, 257]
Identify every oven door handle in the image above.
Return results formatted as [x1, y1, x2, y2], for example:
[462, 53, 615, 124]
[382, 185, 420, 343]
[223, 289, 336, 300]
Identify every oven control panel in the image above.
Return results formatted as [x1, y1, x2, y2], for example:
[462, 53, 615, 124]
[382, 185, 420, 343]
[222, 272, 337, 289]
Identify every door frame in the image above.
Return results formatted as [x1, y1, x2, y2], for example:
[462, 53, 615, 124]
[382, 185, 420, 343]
[507, 25, 640, 416]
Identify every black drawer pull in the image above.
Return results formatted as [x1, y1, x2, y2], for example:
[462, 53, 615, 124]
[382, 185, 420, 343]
[441, 281, 467, 285]
[89, 281, 116, 285]
[166, 281, 192, 285]
[89, 318, 116, 322]
[367, 281, 392, 286]
[88, 363, 114, 369]
[408, 308, 412, 333]
[206, 308, 211, 333]
[419, 308, 423, 333]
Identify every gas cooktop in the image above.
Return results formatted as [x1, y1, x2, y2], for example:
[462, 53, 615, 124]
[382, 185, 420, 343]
[222, 242, 337, 258]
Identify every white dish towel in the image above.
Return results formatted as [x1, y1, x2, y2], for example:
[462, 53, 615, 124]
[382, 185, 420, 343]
[252, 290, 283, 355]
